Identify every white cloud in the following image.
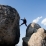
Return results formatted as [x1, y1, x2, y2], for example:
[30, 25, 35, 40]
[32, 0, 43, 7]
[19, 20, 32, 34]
[41, 18, 46, 26]
[32, 16, 42, 23]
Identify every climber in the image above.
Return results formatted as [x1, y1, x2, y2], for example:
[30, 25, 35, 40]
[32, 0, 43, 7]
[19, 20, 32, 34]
[20, 18, 27, 27]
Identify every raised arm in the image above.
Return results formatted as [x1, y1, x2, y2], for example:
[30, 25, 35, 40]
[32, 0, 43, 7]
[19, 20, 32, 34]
[21, 19, 24, 20]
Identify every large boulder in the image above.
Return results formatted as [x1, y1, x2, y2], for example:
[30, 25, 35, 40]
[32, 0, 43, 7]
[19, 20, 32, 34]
[26, 22, 41, 37]
[0, 5, 20, 46]
[28, 28, 46, 46]
[22, 23, 46, 46]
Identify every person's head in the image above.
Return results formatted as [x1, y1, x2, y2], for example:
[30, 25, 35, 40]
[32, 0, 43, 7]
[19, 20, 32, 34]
[24, 17, 26, 19]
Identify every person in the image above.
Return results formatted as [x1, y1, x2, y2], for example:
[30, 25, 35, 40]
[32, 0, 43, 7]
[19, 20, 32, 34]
[20, 18, 27, 27]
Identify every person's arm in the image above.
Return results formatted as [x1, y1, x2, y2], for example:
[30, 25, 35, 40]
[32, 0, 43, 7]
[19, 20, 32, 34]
[21, 19, 23, 20]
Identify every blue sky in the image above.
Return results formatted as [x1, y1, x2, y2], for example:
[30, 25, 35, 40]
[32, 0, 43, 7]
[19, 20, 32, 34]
[0, 0, 46, 46]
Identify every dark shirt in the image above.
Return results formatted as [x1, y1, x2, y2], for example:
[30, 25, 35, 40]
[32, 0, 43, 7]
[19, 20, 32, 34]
[23, 19, 27, 24]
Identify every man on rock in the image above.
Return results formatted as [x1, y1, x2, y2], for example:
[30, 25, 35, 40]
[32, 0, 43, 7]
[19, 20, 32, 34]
[20, 18, 27, 27]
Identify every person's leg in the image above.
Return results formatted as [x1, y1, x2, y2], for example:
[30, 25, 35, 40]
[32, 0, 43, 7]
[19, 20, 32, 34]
[20, 23, 24, 26]
[25, 23, 27, 27]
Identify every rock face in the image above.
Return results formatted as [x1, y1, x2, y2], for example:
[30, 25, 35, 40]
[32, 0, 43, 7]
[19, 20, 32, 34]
[0, 5, 20, 46]
[28, 28, 46, 46]
[26, 23, 41, 37]
[22, 23, 46, 46]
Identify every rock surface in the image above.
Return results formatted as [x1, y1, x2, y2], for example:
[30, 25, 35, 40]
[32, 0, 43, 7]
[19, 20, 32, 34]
[28, 28, 46, 46]
[26, 23, 41, 37]
[0, 5, 20, 46]
[22, 23, 46, 46]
